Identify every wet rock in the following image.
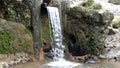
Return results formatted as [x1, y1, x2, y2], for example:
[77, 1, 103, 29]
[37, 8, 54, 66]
[74, 54, 91, 62]
[115, 57, 120, 61]
[108, 29, 116, 35]
[90, 3, 102, 10]
[84, 55, 99, 64]
[109, 58, 117, 62]
[80, 0, 94, 7]
[65, 52, 75, 61]
[102, 11, 114, 26]
[113, 22, 120, 28]
[64, 6, 114, 56]
[43, 0, 51, 4]
[44, 52, 53, 60]
[109, 0, 120, 5]
[85, 59, 96, 64]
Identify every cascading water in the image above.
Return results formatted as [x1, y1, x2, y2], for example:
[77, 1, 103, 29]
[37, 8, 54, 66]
[47, 6, 64, 61]
[46, 6, 80, 68]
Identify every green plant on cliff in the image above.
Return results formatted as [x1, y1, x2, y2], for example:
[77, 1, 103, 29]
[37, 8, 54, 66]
[81, 0, 94, 7]
[113, 21, 120, 28]
[86, 25, 105, 55]
[0, 30, 14, 54]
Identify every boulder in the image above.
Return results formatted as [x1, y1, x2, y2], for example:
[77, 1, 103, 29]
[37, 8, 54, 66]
[102, 11, 114, 26]
[80, 0, 94, 7]
[0, 18, 33, 54]
[112, 22, 120, 28]
[108, 29, 116, 35]
[63, 6, 114, 56]
[109, 0, 120, 5]
[90, 3, 102, 10]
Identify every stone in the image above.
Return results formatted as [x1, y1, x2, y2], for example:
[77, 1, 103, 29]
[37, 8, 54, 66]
[65, 52, 75, 61]
[90, 4, 102, 10]
[108, 29, 116, 35]
[64, 6, 113, 56]
[85, 59, 96, 64]
[44, 52, 53, 59]
[0, 18, 33, 54]
[113, 22, 120, 28]
[80, 0, 94, 7]
[109, 0, 120, 5]
[102, 11, 114, 26]
[43, 0, 51, 4]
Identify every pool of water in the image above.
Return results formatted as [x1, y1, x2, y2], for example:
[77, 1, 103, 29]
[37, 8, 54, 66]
[10, 61, 120, 68]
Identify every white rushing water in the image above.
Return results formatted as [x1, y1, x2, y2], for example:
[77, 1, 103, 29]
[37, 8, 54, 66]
[47, 6, 64, 61]
[46, 6, 80, 68]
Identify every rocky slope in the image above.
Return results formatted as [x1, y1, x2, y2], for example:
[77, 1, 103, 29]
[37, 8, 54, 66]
[0, 18, 33, 54]
[63, 5, 114, 56]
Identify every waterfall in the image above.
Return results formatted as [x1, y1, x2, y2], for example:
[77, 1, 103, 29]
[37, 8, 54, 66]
[47, 6, 64, 61]
[46, 6, 80, 68]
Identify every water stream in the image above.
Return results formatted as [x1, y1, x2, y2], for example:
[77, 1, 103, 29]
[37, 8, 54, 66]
[47, 6, 64, 61]
[46, 6, 80, 68]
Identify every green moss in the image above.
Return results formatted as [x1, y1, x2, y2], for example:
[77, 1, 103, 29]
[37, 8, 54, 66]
[41, 22, 51, 43]
[87, 31, 104, 55]
[25, 28, 33, 39]
[81, 0, 94, 8]
[113, 21, 120, 28]
[90, 4, 102, 10]
[0, 30, 14, 54]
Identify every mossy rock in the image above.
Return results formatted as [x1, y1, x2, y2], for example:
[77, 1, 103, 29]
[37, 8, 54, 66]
[109, 0, 120, 5]
[113, 22, 120, 28]
[64, 6, 113, 56]
[0, 30, 14, 54]
[90, 4, 102, 10]
[108, 29, 116, 35]
[0, 18, 33, 54]
[80, 0, 94, 7]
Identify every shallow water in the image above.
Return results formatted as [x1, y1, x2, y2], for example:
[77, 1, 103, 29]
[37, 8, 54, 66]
[10, 61, 120, 68]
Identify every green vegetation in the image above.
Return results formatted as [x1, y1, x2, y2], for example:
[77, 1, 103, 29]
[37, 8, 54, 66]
[87, 26, 104, 55]
[90, 4, 102, 10]
[113, 21, 120, 28]
[81, 0, 94, 7]
[0, 30, 14, 54]
[25, 28, 33, 39]
[65, 6, 111, 56]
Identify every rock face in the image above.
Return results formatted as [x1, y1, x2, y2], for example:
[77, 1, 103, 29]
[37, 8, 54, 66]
[63, 6, 114, 56]
[0, 18, 33, 54]
[113, 21, 120, 28]
[0, 53, 32, 68]
[109, 0, 120, 5]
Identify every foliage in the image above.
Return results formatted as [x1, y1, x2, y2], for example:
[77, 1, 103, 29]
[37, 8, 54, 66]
[25, 28, 33, 39]
[90, 4, 102, 10]
[81, 0, 94, 7]
[0, 0, 31, 28]
[65, 6, 110, 56]
[0, 30, 14, 54]
[87, 25, 105, 55]
[113, 21, 120, 28]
